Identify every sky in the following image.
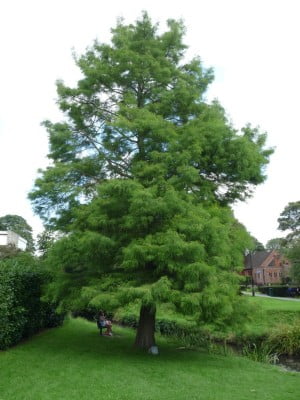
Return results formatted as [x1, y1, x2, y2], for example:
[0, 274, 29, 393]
[0, 0, 299, 245]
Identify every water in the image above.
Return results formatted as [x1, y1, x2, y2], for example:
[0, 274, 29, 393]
[278, 356, 300, 372]
[222, 342, 300, 373]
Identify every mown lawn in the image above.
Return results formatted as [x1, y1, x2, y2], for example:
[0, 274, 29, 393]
[246, 295, 300, 312]
[0, 318, 299, 400]
[241, 295, 300, 338]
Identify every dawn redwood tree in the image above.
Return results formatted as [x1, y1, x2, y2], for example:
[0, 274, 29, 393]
[30, 13, 272, 349]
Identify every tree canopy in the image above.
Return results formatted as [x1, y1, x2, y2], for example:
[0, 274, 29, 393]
[30, 14, 272, 230]
[30, 13, 272, 348]
[250, 236, 265, 251]
[265, 237, 285, 251]
[277, 201, 300, 284]
[278, 201, 300, 241]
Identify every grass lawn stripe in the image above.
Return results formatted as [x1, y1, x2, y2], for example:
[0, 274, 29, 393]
[0, 318, 299, 400]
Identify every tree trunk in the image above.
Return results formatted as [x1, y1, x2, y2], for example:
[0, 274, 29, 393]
[134, 304, 156, 349]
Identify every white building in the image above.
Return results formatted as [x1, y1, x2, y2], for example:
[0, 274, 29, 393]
[0, 231, 27, 251]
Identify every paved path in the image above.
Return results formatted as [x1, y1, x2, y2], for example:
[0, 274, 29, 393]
[242, 291, 300, 301]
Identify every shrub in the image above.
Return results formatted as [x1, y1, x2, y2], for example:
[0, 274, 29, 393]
[119, 314, 139, 329]
[0, 254, 63, 349]
[117, 312, 211, 348]
[257, 285, 288, 297]
[72, 308, 97, 322]
[242, 341, 279, 364]
[267, 322, 300, 356]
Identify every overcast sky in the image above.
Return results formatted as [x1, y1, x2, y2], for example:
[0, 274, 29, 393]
[0, 0, 299, 245]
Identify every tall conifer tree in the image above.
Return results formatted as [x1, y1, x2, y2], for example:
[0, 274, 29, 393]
[30, 13, 272, 348]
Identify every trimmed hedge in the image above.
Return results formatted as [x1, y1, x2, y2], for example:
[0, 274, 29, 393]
[117, 314, 212, 348]
[72, 306, 183, 336]
[257, 285, 300, 297]
[0, 255, 63, 349]
[72, 306, 193, 337]
[119, 314, 191, 336]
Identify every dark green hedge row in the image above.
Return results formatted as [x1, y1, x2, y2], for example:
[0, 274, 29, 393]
[119, 314, 211, 348]
[72, 305, 179, 332]
[119, 315, 188, 336]
[73, 305, 220, 351]
[258, 285, 300, 297]
[0, 255, 64, 349]
[72, 307, 182, 335]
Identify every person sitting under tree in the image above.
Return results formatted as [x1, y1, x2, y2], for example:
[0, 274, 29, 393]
[97, 310, 112, 336]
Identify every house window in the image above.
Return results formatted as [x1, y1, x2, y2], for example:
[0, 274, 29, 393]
[274, 272, 277, 277]
[279, 272, 282, 277]
[269, 272, 272, 277]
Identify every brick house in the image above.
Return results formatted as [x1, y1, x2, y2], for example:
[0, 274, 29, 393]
[243, 250, 291, 285]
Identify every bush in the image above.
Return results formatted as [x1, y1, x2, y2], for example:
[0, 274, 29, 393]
[72, 308, 97, 322]
[242, 342, 279, 364]
[267, 322, 300, 356]
[117, 313, 182, 335]
[0, 254, 63, 349]
[117, 312, 211, 348]
[257, 285, 288, 297]
[118, 314, 138, 328]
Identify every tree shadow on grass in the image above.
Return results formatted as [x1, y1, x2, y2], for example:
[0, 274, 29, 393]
[18, 317, 211, 367]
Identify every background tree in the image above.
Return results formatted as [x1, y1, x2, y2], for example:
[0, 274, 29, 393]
[287, 240, 300, 284]
[36, 230, 59, 257]
[278, 201, 300, 241]
[265, 237, 286, 251]
[250, 236, 265, 251]
[0, 214, 34, 253]
[30, 13, 272, 349]
[277, 201, 300, 284]
[0, 244, 21, 260]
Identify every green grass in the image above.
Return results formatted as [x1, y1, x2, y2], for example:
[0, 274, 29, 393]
[246, 295, 300, 312]
[0, 318, 299, 400]
[241, 296, 300, 338]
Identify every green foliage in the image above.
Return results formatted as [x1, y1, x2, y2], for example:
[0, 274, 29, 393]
[250, 236, 265, 251]
[0, 214, 34, 252]
[0, 254, 63, 349]
[233, 295, 300, 351]
[257, 285, 291, 297]
[242, 342, 279, 364]
[273, 201, 300, 284]
[286, 239, 300, 284]
[0, 244, 21, 259]
[278, 200, 300, 241]
[36, 229, 57, 256]
[266, 237, 286, 250]
[267, 322, 300, 356]
[29, 13, 273, 342]
[44, 180, 252, 331]
[29, 13, 272, 229]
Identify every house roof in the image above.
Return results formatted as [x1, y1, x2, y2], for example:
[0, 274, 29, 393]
[244, 250, 274, 269]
